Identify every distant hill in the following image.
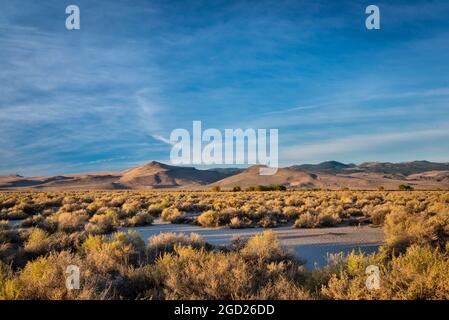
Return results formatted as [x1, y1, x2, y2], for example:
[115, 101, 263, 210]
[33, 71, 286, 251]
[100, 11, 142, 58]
[118, 161, 228, 188]
[0, 161, 229, 190]
[356, 161, 449, 175]
[287, 160, 449, 175]
[1, 160, 449, 190]
[289, 161, 356, 173]
[207, 168, 246, 175]
[210, 165, 319, 189]
[212, 162, 449, 190]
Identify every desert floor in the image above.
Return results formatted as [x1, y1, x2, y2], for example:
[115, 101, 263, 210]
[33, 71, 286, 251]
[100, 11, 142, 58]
[123, 220, 384, 268]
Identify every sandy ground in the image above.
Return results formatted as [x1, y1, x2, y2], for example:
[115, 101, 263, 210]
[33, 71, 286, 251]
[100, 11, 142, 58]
[124, 220, 384, 269]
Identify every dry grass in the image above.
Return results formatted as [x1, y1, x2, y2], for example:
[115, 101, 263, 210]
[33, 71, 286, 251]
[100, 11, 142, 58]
[1, 190, 449, 300]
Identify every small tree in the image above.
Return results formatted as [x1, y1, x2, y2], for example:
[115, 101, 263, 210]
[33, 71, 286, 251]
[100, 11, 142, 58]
[211, 186, 221, 192]
[398, 184, 414, 191]
[232, 186, 242, 192]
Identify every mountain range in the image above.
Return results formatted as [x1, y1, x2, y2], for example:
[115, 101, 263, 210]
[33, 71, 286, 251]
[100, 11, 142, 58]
[1, 160, 449, 190]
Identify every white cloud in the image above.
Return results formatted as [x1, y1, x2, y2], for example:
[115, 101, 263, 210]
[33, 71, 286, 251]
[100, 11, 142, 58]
[281, 127, 449, 163]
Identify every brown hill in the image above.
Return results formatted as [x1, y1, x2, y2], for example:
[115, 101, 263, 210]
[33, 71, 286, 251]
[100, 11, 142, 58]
[211, 166, 449, 190]
[0, 161, 229, 190]
[119, 161, 228, 188]
[2, 161, 449, 191]
[210, 166, 319, 189]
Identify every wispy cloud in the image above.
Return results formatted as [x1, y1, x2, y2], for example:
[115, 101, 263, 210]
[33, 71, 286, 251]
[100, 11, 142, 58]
[1, 0, 449, 174]
[281, 127, 449, 163]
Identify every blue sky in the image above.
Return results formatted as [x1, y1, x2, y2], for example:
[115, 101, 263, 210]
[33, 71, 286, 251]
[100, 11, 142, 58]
[1, 0, 449, 175]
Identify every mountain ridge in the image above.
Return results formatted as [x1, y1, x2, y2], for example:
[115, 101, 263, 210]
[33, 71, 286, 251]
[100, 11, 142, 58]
[1, 160, 449, 190]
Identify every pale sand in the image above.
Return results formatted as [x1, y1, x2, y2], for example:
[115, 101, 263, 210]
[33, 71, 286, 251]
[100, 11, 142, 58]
[125, 220, 384, 269]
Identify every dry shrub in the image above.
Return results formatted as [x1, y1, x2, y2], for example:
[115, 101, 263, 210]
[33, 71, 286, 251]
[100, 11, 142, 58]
[117, 265, 161, 300]
[85, 213, 115, 234]
[282, 206, 301, 220]
[0, 228, 20, 245]
[384, 207, 449, 253]
[13, 251, 97, 299]
[121, 201, 140, 216]
[56, 210, 89, 232]
[258, 215, 279, 228]
[370, 205, 390, 225]
[320, 245, 449, 300]
[20, 215, 56, 232]
[0, 261, 21, 299]
[82, 231, 145, 273]
[229, 217, 249, 229]
[0, 242, 20, 266]
[147, 204, 163, 216]
[0, 220, 9, 231]
[154, 232, 306, 299]
[2, 190, 449, 300]
[161, 207, 184, 223]
[317, 212, 340, 227]
[240, 231, 292, 262]
[24, 228, 51, 256]
[255, 275, 311, 300]
[295, 211, 339, 228]
[294, 213, 317, 228]
[156, 247, 252, 299]
[147, 232, 206, 261]
[127, 211, 154, 227]
[23, 228, 85, 260]
[197, 210, 220, 227]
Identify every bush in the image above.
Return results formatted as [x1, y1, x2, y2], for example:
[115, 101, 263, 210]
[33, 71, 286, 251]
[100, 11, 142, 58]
[197, 210, 221, 227]
[0, 261, 21, 299]
[16, 251, 96, 299]
[154, 232, 304, 299]
[85, 213, 115, 234]
[320, 245, 449, 300]
[127, 211, 154, 227]
[24, 228, 51, 256]
[383, 208, 449, 253]
[147, 232, 206, 260]
[0, 220, 9, 231]
[229, 217, 248, 229]
[82, 232, 145, 273]
[161, 208, 184, 223]
[122, 201, 140, 216]
[294, 213, 317, 228]
[399, 185, 414, 191]
[241, 230, 292, 262]
[56, 210, 89, 232]
[147, 204, 163, 216]
[20, 215, 57, 232]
